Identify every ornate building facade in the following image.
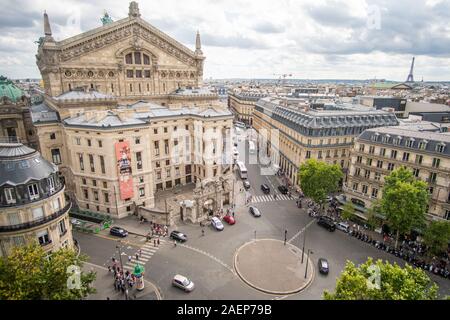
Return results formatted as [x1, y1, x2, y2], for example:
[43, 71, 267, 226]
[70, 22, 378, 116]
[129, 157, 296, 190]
[343, 125, 450, 221]
[31, 2, 234, 222]
[0, 141, 73, 257]
[253, 97, 399, 186]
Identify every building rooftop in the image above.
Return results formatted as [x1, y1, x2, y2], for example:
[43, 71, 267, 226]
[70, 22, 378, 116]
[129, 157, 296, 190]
[53, 89, 116, 101]
[30, 102, 59, 123]
[0, 142, 58, 187]
[359, 126, 450, 157]
[0, 76, 25, 103]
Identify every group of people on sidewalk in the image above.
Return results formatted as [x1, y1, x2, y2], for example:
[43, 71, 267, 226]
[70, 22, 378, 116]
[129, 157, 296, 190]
[108, 258, 137, 300]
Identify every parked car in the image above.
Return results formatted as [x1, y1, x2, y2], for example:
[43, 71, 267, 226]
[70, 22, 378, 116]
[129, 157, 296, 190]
[110, 226, 128, 237]
[261, 184, 270, 194]
[277, 185, 288, 194]
[243, 180, 251, 190]
[172, 274, 195, 292]
[211, 217, 224, 231]
[318, 258, 329, 275]
[170, 230, 187, 242]
[317, 216, 336, 232]
[249, 206, 261, 217]
[336, 222, 350, 233]
[70, 218, 82, 226]
[223, 215, 236, 225]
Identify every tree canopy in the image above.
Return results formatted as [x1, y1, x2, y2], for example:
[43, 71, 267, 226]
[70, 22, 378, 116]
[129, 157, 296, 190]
[341, 201, 355, 221]
[0, 243, 96, 300]
[323, 258, 439, 300]
[380, 167, 429, 247]
[298, 159, 343, 206]
[422, 220, 450, 257]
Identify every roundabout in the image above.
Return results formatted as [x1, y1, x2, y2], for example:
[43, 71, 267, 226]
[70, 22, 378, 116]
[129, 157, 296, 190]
[233, 239, 315, 295]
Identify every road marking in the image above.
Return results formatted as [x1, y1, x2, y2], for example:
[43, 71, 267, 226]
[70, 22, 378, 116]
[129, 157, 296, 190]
[251, 194, 295, 203]
[287, 220, 316, 244]
[178, 243, 236, 276]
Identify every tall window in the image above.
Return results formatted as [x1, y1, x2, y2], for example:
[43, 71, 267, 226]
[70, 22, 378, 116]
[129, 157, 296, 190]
[58, 220, 67, 236]
[125, 53, 133, 64]
[154, 141, 160, 155]
[164, 139, 169, 154]
[4, 188, 16, 204]
[78, 153, 84, 171]
[28, 183, 39, 200]
[89, 154, 95, 172]
[100, 155, 105, 174]
[51, 149, 61, 164]
[37, 230, 50, 246]
[136, 152, 143, 170]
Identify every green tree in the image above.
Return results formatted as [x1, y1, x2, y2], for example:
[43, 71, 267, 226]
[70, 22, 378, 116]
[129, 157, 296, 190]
[381, 167, 429, 248]
[365, 201, 383, 230]
[323, 258, 439, 300]
[341, 201, 355, 221]
[422, 220, 450, 257]
[0, 243, 96, 300]
[298, 159, 343, 212]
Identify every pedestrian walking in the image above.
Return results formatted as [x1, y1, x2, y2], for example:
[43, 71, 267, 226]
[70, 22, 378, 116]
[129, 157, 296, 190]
[157, 238, 160, 246]
[135, 253, 139, 261]
[128, 255, 131, 262]
[154, 239, 156, 247]
[108, 266, 112, 273]
[232, 211, 235, 217]
[139, 249, 142, 256]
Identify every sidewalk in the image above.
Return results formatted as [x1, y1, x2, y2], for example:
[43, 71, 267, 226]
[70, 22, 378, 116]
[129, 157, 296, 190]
[84, 263, 160, 300]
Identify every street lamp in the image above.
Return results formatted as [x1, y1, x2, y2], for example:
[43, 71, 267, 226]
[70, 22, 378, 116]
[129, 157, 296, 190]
[301, 229, 306, 263]
[304, 249, 314, 279]
[115, 241, 124, 273]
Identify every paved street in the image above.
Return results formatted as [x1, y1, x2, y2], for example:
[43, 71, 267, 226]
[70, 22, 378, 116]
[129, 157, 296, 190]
[76, 132, 450, 300]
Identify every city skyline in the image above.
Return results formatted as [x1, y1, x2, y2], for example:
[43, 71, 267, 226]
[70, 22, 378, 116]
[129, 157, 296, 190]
[1, 0, 450, 81]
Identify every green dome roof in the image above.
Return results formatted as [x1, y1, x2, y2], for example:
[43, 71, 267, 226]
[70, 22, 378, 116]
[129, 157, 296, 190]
[0, 76, 24, 103]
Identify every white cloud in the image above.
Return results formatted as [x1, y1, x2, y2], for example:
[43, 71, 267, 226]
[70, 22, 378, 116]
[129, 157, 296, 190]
[0, 0, 449, 81]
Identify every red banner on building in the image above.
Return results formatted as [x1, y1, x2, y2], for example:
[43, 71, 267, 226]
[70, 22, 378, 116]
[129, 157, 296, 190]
[115, 141, 134, 200]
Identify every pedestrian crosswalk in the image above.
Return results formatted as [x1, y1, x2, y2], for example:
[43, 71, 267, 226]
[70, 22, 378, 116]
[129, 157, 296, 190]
[251, 194, 295, 203]
[122, 238, 167, 271]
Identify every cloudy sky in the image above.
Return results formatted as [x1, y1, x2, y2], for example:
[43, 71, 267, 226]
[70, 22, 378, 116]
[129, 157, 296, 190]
[1, 0, 450, 81]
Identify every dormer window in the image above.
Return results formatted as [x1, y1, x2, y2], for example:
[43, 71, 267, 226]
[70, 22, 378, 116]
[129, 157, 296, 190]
[28, 183, 39, 200]
[418, 140, 427, 150]
[406, 138, 415, 148]
[436, 143, 446, 153]
[4, 187, 16, 204]
[393, 136, 402, 145]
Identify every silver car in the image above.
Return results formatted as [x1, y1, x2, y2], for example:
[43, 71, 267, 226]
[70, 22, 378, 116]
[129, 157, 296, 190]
[211, 217, 224, 231]
[172, 274, 195, 292]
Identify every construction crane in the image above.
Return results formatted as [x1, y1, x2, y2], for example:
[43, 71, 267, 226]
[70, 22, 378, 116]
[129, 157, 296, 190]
[273, 73, 292, 86]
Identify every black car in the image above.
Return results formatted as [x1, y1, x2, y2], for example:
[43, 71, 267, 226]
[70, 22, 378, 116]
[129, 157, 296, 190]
[243, 180, 251, 190]
[249, 206, 261, 217]
[277, 185, 288, 194]
[318, 258, 329, 275]
[261, 184, 270, 194]
[170, 230, 187, 242]
[317, 216, 336, 232]
[110, 226, 128, 237]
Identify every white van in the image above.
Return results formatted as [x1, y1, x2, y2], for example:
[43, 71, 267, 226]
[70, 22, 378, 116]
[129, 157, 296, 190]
[336, 222, 350, 233]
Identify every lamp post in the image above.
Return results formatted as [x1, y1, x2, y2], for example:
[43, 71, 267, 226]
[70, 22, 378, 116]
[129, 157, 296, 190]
[115, 241, 124, 273]
[301, 229, 306, 263]
[304, 249, 313, 279]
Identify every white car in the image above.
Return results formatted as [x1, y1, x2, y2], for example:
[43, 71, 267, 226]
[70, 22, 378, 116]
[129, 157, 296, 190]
[336, 222, 350, 233]
[211, 217, 224, 231]
[172, 274, 195, 292]
[70, 218, 82, 226]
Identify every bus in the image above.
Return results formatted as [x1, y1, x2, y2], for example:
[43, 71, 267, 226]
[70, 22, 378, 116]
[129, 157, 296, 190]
[248, 141, 256, 154]
[236, 161, 248, 179]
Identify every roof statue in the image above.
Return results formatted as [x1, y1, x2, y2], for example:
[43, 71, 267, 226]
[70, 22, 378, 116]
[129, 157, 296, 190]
[129, 1, 141, 18]
[101, 11, 113, 26]
[195, 30, 203, 56]
[43, 11, 54, 42]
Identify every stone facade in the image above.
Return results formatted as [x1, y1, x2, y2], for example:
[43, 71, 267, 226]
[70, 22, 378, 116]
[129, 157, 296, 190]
[31, 2, 234, 223]
[252, 97, 399, 186]
[344, 126, 450, 221]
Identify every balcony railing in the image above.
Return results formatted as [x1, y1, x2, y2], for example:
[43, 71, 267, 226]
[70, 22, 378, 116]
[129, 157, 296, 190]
[0, 202, 71, 233]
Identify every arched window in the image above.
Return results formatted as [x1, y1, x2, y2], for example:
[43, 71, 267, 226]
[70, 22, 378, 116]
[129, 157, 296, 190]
[125, 53, 133, 64]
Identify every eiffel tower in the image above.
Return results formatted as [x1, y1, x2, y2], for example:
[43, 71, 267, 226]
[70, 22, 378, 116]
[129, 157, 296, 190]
[406, 57, 415, 82]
